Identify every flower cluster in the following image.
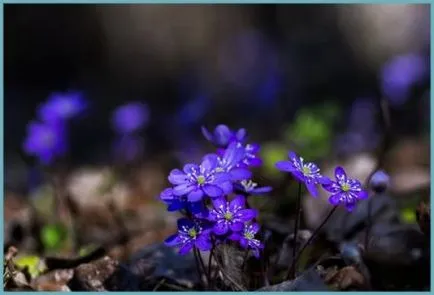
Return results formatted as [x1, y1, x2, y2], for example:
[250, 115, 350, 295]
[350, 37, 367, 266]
[162, 125, 369, 258]
[23, 91, 86, 164]
[162, 125, 268, 257]
[276, 151, 368, 212]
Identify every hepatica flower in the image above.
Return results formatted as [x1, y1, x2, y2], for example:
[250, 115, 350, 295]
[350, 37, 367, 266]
[275, 151, 330, 197]
[165, 218, 212, 254]
[23, 121, 67, 165]
[38, 91, 86, 122]
[242, 143, 262, 167]
[112, 102, 149, 134]
[209, 195, 257, 235]
[235, 180, 272, 195]
[159, 188, 206, 216]
[230, 223, 263, 258]
[168, 155, 231, 202]
[214, 142, 252, 181]
[322, 166, 368, 212]
[202, 124, 247, 147]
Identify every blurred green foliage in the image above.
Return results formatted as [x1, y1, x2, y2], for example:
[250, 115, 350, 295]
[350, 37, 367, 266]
[15, 255, 43, 278]
[401, 207, 417, 224]
[284, 103, 340, 160]
[261, 142, 288, 178]
[78, 244, 99, 257]
[40, 223, 68, 251]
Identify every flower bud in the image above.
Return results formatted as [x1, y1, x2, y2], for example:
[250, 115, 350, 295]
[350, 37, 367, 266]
[369, 170, 390, 193]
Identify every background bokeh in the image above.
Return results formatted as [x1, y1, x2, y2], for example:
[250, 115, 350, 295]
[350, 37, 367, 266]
[3, 4, 431, 283]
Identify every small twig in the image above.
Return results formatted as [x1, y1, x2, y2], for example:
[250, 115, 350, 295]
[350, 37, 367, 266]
[44, 246, 106, 271]
[152, 278, 167, 291]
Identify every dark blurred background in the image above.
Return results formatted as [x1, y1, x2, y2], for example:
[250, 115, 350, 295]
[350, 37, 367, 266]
[3, 4, 431, 268]
[5, 4, 430, 162]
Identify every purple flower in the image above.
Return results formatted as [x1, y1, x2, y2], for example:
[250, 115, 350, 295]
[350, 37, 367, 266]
[229, 223, 263, 258]
[235, 180, 272, 195]
[275, 151, 330, 197]
[217, 142, 262, 168]
[208, 195, 257, 235]
[201, 124, 247, 147]
[369, 170, 390, 194]
[165, 218, 212, 254]
[242, 143, 262, 167]
[214, 142, 252, 181]
[322, 166, 369, 212]
[38, 91, 86, 122]
[23, 121, 67, 165]
[112, 102, 149, 134]
[168, 155, 232, 202]
[159, 188, 207, 216]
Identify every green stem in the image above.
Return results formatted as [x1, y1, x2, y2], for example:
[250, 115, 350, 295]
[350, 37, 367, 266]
[288, 182, 302, 279]
[286, 206, 337, 280]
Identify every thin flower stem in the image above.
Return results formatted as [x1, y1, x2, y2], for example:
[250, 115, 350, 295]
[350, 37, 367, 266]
[288, 182, 303, 279]
[207, 245, 215, 290]
[241, 250, 249, 271]
[193, 248, 204, 288]
[195, 248, 211, 287]
[363, 98, 392, 252]
[286, 206, 337, 280]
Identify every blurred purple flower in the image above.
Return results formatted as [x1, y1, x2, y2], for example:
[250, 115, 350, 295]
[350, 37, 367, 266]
[229, 223, 263, 258]
[322, 166, 368, 212]
[275, 151, 331, 197]
[177, 95, 210, 127]
[38, 91, 86, 122]
[113, 135, 144, 162]
[381, 53, 428, 106]
[23, 121, 67, 165]
[208, 195, 257, 235]
[335, 131, 380, 156]
[165, 218, 212, 255]
[201, 124, 247, 148]
[335, 98, 380, 155]
[112, 102, 149, 134]
[235, 180, 272, 195]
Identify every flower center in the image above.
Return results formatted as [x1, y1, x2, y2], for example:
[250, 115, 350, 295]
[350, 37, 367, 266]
[341, 183, 351, 192]
[224, 212, 233, 221]
[302, 166, 311, 176]
[245, 232, 254, 240]
[188, 228, 197, 238]
[197, 175, 206, 185]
